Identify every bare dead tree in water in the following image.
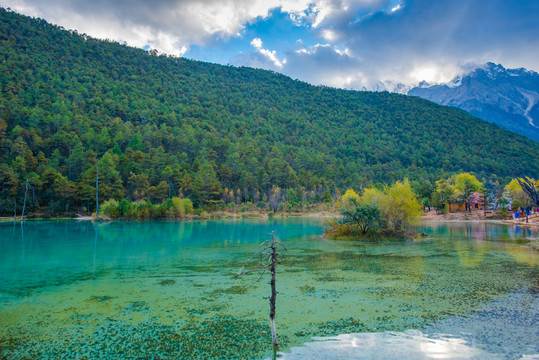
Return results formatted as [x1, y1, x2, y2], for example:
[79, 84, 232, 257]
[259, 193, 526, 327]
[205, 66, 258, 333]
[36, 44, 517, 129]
[235, 231, 287, 351]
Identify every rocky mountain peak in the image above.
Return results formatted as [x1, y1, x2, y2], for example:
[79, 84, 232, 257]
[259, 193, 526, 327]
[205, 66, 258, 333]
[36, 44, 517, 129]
[407, 63, 539, 142]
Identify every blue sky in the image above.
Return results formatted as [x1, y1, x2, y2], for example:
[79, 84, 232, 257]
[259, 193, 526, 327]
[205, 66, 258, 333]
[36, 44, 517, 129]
[3, 0, 539, 89]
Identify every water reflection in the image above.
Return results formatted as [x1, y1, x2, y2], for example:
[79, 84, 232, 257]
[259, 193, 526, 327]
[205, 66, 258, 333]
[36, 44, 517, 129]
[0, 218, 327, 298]
[278, 330, 499, 360]
[281, 285, 539, 359]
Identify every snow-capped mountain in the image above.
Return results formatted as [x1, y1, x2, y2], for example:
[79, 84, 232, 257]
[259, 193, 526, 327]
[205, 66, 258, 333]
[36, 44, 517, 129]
[407, 63, 539, 142]
[372, 80, 413, 94]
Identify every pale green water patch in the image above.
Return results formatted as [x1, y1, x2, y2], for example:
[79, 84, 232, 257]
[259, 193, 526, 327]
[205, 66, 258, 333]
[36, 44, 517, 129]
[0, 219, 537, 359]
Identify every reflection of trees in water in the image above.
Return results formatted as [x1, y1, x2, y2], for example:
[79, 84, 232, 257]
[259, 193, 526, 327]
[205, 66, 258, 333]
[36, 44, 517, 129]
[454, 241, 485, 268]
[421, 222, 525, 242]
[421, 222, 537, 268]
[505, 246, 538, 267]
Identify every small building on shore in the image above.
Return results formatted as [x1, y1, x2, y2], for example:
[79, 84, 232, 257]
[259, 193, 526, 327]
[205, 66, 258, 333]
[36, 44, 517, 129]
[448, 193, 484, 212]
[449, 201, 466, 212]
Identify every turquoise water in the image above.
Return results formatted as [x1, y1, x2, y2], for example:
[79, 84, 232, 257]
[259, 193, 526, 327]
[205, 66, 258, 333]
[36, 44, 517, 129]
[0, 218, 537, 359]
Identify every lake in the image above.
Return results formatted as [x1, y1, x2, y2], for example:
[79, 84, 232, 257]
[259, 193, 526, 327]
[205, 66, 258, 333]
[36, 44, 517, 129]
[0, 218, 537, 359]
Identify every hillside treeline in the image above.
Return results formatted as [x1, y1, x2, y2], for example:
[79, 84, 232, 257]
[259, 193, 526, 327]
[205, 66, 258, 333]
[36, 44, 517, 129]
[1, 8, 538, 216]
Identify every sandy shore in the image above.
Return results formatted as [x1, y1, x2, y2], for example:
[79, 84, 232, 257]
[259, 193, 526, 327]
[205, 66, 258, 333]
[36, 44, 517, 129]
[422, 209, 504, 221]
[422, 209, 539, 228]
[75, 215, 96, 221]
[502, 213, 539, 228]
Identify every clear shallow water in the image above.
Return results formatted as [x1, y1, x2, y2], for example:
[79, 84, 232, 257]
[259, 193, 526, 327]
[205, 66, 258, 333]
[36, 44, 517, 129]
[0, 218, 537, 359]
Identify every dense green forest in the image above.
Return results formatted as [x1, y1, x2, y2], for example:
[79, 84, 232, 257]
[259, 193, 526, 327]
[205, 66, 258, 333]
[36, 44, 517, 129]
[1, 8, 538, 217]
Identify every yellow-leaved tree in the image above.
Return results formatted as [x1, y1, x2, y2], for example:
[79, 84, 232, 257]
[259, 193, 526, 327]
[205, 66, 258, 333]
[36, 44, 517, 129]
[362, 179, 421, 236]
[452, 173, 484, 211]
[504, 178, 538, 208]
[329, 179, 421, 239]
[334, 189, 360, 212]
[384, 179, 422, 234]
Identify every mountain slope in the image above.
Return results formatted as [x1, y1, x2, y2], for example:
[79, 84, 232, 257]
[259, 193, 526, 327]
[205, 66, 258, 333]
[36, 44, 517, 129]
[1, 8, 538, 213]
[408, 63, 539, 142]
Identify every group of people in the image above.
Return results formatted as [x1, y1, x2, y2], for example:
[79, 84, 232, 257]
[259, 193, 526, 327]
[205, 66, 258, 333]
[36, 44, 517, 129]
[513, 207, 538, 219]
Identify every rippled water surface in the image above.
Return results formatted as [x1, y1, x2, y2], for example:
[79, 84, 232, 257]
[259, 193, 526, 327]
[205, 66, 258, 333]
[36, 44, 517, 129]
[0, 218, 537, 359]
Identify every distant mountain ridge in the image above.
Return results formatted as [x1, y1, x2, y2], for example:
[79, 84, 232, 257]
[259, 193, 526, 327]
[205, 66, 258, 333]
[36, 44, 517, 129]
[371, 80, 413, 95]
[374, 63, 539, 142]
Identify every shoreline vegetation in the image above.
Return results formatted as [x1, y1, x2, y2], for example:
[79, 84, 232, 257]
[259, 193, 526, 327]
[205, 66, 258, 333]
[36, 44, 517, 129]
[0, 205, 337, 222]
[4, 209, 538, 229]
[4, 172, 539, 231]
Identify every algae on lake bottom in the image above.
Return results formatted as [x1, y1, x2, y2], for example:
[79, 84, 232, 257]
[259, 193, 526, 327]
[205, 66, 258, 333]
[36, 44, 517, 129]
[0, 219, 537, 359]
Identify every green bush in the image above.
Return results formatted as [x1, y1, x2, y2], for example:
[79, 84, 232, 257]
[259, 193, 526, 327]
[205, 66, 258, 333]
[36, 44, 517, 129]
[172, 197, 194, 218]
[116, 199, 131, 218]
[338, 199, 384, 235]
[101, 199, 120, 218]
[156, 199, 174, 218]
[136, 201, 154, 220]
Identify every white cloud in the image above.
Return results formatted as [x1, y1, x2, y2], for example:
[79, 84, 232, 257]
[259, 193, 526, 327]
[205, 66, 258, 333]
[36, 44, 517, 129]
[320, 28, 337, 41]
[4, 0, 539, 90]
[2, 0, 282, 55]
[335, 47, 351, 56]
[409, 64, 458, 84]
[391, 2, 402, 12]
[251, 37, 263, 49]
[250, 38, 284, 68]
[261, 49, 284, 68]
[281, 0, 539, 88]
[2, 0, 389, 55]
[277, 42, 370, 88]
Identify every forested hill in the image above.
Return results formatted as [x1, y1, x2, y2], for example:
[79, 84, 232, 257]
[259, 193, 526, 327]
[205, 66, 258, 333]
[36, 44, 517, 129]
[1, 8, 538, 214]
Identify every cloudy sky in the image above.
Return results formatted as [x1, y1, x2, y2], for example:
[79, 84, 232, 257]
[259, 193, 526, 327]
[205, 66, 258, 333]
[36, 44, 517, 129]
[3, 0, 539, 89]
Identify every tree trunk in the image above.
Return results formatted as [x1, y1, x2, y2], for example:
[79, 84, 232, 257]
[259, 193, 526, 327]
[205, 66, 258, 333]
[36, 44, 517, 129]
[68, 146, 71, 181]
[269, 234, 279, 349]
[20, 179, 28, 221]
[235, 230, 286, 354]
[95, 164, 99, 218]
